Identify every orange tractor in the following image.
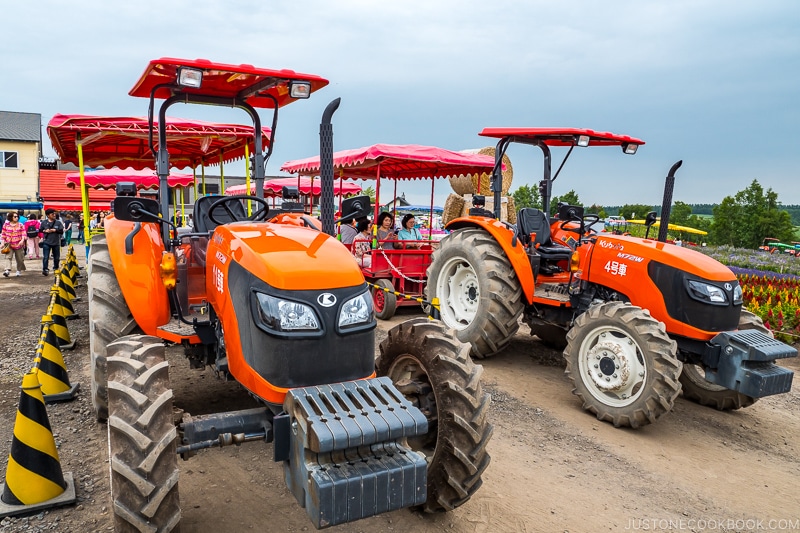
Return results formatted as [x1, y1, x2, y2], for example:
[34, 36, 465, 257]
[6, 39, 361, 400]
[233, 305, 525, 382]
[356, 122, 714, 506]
[426, 127, 796, 428]
[51, 58, 491, 530]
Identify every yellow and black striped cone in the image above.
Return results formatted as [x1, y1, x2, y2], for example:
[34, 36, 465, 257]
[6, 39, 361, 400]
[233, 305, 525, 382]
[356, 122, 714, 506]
[67, 251, 81, 281]
[0, 372, 76, 517]
[36, 322, 80, 403]
[56, 271, 79, 317]
[45, 297, 74, 350]
[53, 279, 76, 319]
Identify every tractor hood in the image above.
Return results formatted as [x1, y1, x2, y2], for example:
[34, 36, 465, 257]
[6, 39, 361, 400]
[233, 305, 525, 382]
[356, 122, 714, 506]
[588, 234, 734, 282]
[212, 222, 364, 291]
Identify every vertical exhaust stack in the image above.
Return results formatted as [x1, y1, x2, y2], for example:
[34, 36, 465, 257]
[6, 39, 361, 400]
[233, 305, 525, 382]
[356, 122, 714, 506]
[319, 98, 341, 236]
[657, 160, 682, 243]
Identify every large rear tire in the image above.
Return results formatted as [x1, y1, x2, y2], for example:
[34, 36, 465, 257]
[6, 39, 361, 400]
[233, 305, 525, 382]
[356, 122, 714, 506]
[425, 228, 523, 358]
[678, 310, 767, 410]
[564, 302, 682, 428]
[376, 318, 493, 512]
[107, 335, 181, 533]
[88, 235, 139, 422]
[372, 278, 397, 320]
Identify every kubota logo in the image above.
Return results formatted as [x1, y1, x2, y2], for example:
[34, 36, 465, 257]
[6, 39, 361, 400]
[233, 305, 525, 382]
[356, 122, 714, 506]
[317, 293, 337, 307]
[724, 283, 732, 291]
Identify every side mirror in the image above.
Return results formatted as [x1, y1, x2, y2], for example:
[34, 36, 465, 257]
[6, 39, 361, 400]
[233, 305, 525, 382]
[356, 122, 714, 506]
[112, 196, 161, 223]
[337, 195, 372, 224]
[644, 211, 658, 227]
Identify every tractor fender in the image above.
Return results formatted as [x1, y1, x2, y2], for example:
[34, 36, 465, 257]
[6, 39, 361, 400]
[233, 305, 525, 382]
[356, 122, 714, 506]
[446, 217, 535, 304]
[104, 215, 170, 336]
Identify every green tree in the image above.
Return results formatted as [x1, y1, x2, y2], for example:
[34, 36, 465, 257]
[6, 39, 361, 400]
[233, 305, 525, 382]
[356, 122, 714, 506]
[619, 204, 655, 220]
[709, 179, 795, 248]
[511, 184, 541, 210]
[363, 185, 376, 204]
[668, 201, 692, 225]
[588, 204, 607, 219]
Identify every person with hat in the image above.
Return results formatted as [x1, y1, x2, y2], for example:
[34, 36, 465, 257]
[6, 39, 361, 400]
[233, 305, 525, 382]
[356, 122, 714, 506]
[40, 208, 64, 276]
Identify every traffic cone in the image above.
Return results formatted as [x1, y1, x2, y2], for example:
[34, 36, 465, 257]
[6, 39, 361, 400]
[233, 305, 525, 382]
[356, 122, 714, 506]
[56, 270, 79, 317]
[53, 278, 76, 319]
[0, 371, 76, 517]
[67, 250, 81, 281]
[45, 296, 74, 350]
[36, 321, 80, 403]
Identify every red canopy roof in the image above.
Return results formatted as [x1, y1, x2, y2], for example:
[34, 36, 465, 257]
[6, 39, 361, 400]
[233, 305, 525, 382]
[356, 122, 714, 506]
[65, 168, 194, 190]
[47, 114, 270, 169]
[129, 58, 329, 109]
[280, 144, 497, 180]
[478, 127, 645, 147]
[225, 177, 362, 197]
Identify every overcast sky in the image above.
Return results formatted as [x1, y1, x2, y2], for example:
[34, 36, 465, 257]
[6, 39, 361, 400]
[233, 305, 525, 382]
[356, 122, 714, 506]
[3, 1, 798, 208]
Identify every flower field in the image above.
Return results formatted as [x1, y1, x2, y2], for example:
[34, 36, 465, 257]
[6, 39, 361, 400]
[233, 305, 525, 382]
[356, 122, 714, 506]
[697, 245, 800, 343]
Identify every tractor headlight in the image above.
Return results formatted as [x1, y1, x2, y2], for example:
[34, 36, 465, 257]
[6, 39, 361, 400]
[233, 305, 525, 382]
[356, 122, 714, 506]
[733, 283, 743, 305]
[255, 293, 320, 331]
[687, 280, 728, 305]
[339, 292, 374, 328]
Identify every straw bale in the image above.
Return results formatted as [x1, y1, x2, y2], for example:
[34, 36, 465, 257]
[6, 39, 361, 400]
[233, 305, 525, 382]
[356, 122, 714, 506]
[506, 196, 516, 224]
[442, 193, 466, 225]
[449, 147, 514, 196]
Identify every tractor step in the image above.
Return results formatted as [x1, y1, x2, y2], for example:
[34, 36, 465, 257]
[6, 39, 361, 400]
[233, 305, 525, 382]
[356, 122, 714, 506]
[705, 330, 796, 397]
[534, 283, 571, 302]
[281, 377, 428, 529]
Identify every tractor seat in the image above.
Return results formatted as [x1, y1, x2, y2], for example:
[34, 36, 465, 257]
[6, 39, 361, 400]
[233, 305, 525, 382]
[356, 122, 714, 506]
[516, 208, 573, 263]
[193, 195, 248, 233]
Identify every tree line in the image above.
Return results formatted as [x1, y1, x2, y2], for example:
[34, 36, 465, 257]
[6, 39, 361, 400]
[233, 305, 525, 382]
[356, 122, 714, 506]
[511, 179, 797, 249]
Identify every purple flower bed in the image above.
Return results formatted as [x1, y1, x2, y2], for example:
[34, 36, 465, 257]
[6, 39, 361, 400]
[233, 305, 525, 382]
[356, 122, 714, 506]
[697, 245, 800, 278]
[728, 266, 800, 281]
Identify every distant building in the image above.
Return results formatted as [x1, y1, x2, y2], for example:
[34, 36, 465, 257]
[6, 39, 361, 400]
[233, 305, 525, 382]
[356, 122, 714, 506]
[0, 110, 44, 211]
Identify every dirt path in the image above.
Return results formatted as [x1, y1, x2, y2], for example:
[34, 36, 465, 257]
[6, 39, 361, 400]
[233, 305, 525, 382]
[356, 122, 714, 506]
[0, 257, 798, 532]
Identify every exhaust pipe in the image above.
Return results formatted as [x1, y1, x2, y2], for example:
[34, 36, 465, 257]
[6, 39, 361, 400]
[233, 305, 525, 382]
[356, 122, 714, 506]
[657, 160, 682, 243]
[319, 98, 341, 237]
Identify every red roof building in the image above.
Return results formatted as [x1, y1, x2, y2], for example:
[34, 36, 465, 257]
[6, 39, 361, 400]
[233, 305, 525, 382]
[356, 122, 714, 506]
[39, 169, 116, 212]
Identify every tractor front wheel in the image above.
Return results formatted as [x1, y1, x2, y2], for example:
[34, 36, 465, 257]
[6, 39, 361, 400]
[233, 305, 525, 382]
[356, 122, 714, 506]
[564, 302, 682, 428]
[107, 335, 181, 532]
[88, 235, 139, 422]
[425, 228, 523, 358]
[372, 278, 397, 320]
[678, 310, 767, 410]
[376, 318, 493, 512]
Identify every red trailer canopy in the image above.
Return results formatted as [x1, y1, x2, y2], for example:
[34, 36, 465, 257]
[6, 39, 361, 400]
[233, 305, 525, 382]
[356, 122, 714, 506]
[280, 144, 497, 180]
[225, 177, 361, 197]
[478, 127, 645, 147]
[129, 58, 329, 109]
[65, 168, 194, 190]
[47, 114, 270, 169]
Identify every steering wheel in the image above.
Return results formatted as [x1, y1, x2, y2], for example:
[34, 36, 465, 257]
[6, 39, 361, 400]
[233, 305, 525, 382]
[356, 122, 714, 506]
[583, 214, 601, 232]
[208, 195, 269, 226]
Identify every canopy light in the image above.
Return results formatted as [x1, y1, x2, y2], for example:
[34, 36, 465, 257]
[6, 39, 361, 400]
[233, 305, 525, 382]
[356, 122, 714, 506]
[289, 81, 312, 99]
[177, 67, 203, 88]
[622, 143, 638, 155]
[576, 135, 590, 147]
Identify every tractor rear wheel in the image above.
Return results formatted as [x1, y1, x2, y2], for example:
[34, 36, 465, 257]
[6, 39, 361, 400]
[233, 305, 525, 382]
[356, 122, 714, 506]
[88, 235, 139, 422]
[425, 228, 523, 358]
[678, 310, 767, 410]
[372, 278, 397, 320]
[376, 318, 493, 512]
[564, 302, 682, 428]
[107, 335, 181, 532]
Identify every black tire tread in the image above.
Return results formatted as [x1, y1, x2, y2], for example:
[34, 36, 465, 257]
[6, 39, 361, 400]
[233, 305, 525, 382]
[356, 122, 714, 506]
[373, 278, 398, 320]
[426, 228, 523, 358]
[107, 335, 181, 533]
[377, 318, 493, 512]
[89, 235, 139, 422]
